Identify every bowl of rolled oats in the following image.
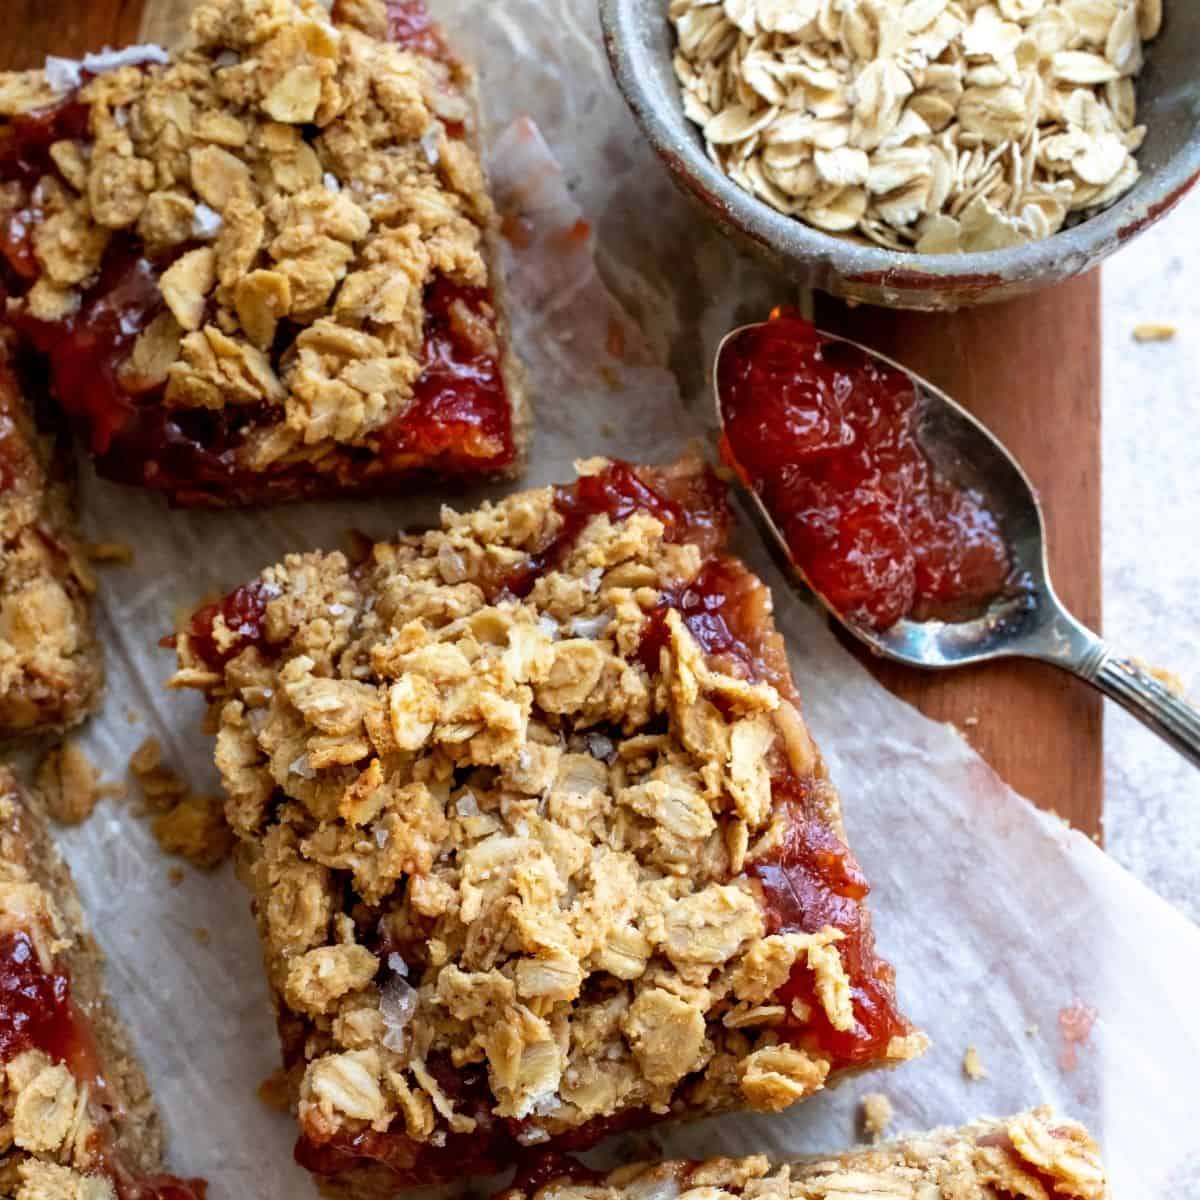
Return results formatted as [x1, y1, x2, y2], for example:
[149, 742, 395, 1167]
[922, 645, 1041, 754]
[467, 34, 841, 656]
[600, 0, 1200, 309]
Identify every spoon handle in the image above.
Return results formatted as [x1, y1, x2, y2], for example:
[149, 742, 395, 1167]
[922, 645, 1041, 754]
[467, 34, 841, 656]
[1076, 643, 1200, 769]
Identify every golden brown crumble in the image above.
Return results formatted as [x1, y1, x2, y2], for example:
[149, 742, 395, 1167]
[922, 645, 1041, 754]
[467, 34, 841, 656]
[963, 1044, 988, 1081]
[128, 736, 234, 869]
[172, 457, 921, 1167]
[0, 348, 101, 738]
[35, 741, 101, 826]
[0, 0, 525, 490]
[500, 1108, 1108, 1200]
[859, 1090, 893, 1142]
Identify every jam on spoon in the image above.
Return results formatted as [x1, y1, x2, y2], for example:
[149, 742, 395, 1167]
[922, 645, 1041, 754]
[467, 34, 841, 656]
[717, 311, 1013, 631]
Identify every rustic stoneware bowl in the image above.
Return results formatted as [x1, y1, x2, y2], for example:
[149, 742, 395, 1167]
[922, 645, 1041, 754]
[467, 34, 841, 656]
[599, 0, 1200, 310]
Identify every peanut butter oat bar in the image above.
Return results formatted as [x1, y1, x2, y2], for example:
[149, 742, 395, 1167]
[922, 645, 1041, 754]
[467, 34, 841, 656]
[501, 1108, 1108, 1200]
[0, 763, 204, 1197]
[0, 0, 527, 507]
[0, 343, 100, 737]
[171, 457, 923, 1192]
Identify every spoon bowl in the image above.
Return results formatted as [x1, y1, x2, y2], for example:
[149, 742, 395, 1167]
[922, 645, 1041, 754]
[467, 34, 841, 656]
[714, 323, 1200, 768]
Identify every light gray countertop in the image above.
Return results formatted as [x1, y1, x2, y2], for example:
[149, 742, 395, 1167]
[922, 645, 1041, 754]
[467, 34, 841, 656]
[1102, 187, 1200, 923]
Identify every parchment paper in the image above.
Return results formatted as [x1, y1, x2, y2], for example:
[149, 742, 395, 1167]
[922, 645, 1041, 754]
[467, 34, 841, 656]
[46, 1, 1200, 1195]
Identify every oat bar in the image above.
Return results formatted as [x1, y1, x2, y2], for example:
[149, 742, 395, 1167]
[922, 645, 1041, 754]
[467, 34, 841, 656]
[171, 456, 924, 1192]
[500, 1107, 1108, 1200]
[0, 763, 203, 1197]
[0, 341, 100, 737]
[0, 0, 528, 506]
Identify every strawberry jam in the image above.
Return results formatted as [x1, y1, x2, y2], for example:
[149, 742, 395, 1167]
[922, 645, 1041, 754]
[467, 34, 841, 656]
[382, 0, 455, 63]
[0, 930, 83, 1068]
[375, 277, 514, 475]
[749, 778, 910, 1067]
[502, 460, 728, 599]
[184, 582, 274, 672]
[717, 312, 1011, 630]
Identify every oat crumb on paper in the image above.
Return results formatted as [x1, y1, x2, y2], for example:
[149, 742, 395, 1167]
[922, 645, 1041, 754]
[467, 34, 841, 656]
[130, 736, 234, 869]
[82, 540, 135, 565]
[963, 1045, 987, 1080]
[1132, 322, 1177, 342]
[860, 1091, 893, 1141]
[36, 738, 101, 825]
[194, 926, 211, 945]
[151, 793, 234, 870]
[129, 737, 187, 810]
[167, 867, 185, 887]
[257, 1068, 292, 1112]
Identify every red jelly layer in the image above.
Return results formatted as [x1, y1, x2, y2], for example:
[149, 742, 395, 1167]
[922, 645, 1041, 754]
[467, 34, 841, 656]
[502, 460, 729, 599]
[0, 930, 206, 1199]
[718, 313, 1011, 630]
[184, 582, 273, 672]
[382, 0, 456, 63]
[375, 276, 514, 474]
[0, 930, 84, 1069]
[750, 780, 910, 1067]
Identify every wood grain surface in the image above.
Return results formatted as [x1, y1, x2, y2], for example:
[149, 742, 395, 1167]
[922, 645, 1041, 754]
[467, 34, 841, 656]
[9, 0, 1104, 835]
[816, 281, 1103, 833]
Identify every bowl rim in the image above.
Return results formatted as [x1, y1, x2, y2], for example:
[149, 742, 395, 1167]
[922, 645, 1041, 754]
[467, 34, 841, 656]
[599, 0, 1200, 289]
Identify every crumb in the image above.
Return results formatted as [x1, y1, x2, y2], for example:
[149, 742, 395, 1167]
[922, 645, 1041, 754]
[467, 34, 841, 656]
[599, 422, 615, 437]
[151, 793, 234, 870]
[194, 926, 210, 945]
[1058, 1000, 1098, 1072]
[1025, 1024, 1040, 1037]
[1132, 323, 1176, 342]
[36, 739, 101, 825]
[860, 1092, 893, 1141]
[125, 708, 141, 725]
[129, 736, 188, 811]
[167, 867, 185, 887]
[963, 1045, 987, 1080]
[344, 529, 374, 565]
[257, 1068, 292, 1112]
[132, 737, 233, 869]
[1148, 665, 1189, 698]
[81, 540, 135, 565]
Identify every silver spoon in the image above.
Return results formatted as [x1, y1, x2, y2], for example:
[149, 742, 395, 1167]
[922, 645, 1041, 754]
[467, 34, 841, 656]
[714, 322, 1200, 769]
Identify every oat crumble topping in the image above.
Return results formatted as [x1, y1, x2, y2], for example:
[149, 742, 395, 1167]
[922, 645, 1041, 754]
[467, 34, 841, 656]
[500, 1107, 1108, 1200]
[171, 456, 921, 1186]
[0, 0, 524, 505]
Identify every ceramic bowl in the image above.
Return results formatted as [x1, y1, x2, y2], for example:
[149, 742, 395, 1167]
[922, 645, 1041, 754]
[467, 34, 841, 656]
[599, 0, 1200, 310]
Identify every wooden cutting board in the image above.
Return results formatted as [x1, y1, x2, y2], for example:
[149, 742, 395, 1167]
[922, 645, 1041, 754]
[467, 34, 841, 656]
[6, 0, 1104, 836]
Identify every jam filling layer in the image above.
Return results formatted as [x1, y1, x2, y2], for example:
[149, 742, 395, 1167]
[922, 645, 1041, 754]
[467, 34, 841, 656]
[718, 312, 1012, 631]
